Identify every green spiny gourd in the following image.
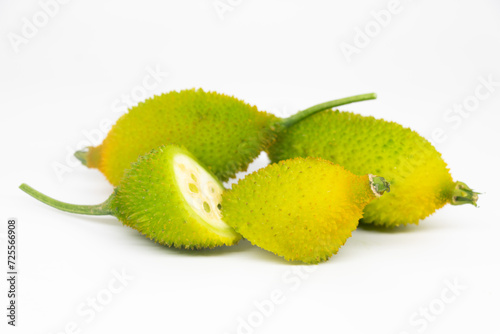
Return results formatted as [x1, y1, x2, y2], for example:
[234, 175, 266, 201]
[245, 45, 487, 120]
[267, 110, 479, 227]
[20, 145, 390, 263]
[221, 157, 390, 263]
[20, 145, 241, 249]
[75, 88, 376, 185]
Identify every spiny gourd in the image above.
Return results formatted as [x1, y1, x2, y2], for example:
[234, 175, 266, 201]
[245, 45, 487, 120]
[267, 110, 479, 227]
[75, 88, 376, 185]
[20, 145, 390, 263]
[221, 157, 390, 263]
[20, 145, 241, 249]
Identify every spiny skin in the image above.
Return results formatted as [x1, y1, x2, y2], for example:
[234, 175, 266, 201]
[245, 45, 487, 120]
[268, 110, 456, 227]
[19, 145, 240, 249]
[221, 158, 378, 264]
[110, 145, 241, 249]
[85, 89, 279, 185]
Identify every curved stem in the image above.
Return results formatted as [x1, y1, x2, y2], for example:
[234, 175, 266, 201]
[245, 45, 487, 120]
[280, 93, 377, 128]
[451, 181, 479, 207]
[19, 184, 114, 215]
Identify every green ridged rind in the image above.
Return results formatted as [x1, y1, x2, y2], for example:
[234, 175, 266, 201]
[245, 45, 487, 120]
[110, 145, 241, 249]
[221, 157, 373, 264]
[96, 89, 280, 185]
[268, 110, 455, 227]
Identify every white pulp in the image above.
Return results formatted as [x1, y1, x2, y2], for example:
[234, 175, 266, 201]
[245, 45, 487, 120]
[173, 154, 229, 230]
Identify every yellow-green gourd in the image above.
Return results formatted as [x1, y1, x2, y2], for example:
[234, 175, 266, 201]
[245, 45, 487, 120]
[22, 145, 241, 249]
[222, 157, 390, 263]
[267, 110, 479, 227]
[75, 89, 376, 185]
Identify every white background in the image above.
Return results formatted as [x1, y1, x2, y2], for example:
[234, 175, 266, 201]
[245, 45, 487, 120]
[1, 1, 500, 333]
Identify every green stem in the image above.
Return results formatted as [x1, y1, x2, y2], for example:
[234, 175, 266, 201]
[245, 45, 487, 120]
[74, 145, 102, 168]
[19, 184, 114, 215]
[280, 93, 377, 128]
[74, 149, 88, 166]
[450, 181, 479, 207]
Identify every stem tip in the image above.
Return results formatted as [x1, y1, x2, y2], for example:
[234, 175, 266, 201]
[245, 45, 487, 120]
[451, 181, 479, 207]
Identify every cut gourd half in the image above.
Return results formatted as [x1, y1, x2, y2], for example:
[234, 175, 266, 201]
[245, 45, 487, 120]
[173, 153, 235, 237]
